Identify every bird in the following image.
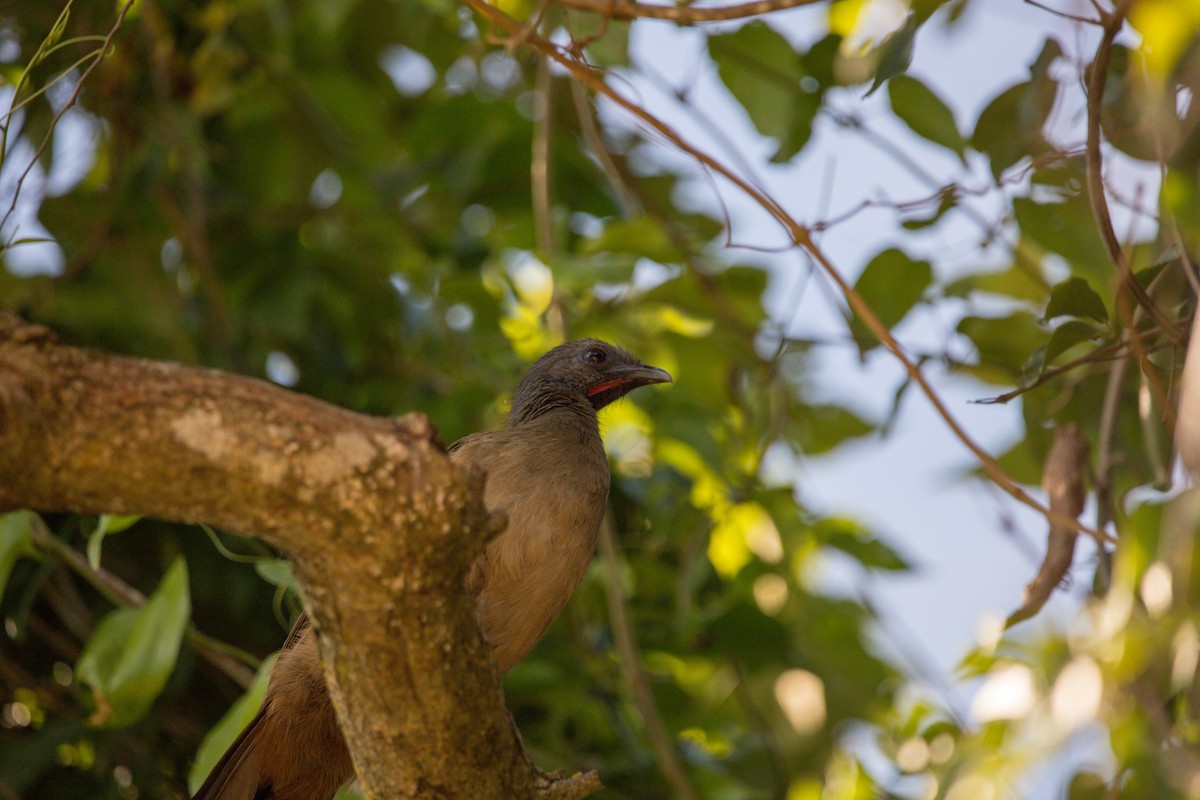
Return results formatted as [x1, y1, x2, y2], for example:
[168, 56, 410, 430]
[192, 339, 671, 800]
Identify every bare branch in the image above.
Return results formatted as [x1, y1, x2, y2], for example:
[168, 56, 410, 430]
[553, 0, 823, 23]
[1, 1, 136, 242]
[599, 516, 697, 800]
[1084, 2, 1186, 346]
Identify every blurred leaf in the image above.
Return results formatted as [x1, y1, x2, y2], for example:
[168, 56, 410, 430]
[956, 312, 1046, 384]
[708, 603, 791, 668]
[814, 517, 910, 571]
[850, 248, 933, 351]
[788, 404, 874, 455]
[580, 218, 680, 264]
[709, 22, 820, 160]
[86, 514, 141, 570]
[570, 13, 630, 67]
[888, 75, 964, 159]
[971, 39, 1062, 180]
[76, 558, 191, 728]
[1043, 277, 1109, 324]
[188, 654, 276, 794]
[255, 558, 301, 595]
[0, 511, 37, 600]
[900, 191, 957, 230]
[944, 258, 1049, 303]
[1044, 319, 1106, 364]
[865, 13, 917, 96]
[1098, 43, 1188, 162]
[1014, 196, 1111, 283]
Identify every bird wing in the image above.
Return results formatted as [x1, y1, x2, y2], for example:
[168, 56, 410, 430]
[190, 705, 268, 800]
[191, 612, 310, 800]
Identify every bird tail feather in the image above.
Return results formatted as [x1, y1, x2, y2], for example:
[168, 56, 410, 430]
[191, 706, 270, 800]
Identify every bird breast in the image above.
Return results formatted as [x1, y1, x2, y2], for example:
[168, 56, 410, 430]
[454, 412, 610, 673]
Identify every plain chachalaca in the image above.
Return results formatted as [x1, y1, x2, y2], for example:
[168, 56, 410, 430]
[192, 339, 670, 800]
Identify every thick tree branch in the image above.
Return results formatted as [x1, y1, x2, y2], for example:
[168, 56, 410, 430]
[0, 312, 599, 800]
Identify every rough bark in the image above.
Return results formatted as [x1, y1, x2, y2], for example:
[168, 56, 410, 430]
[0, 311, 600, 799]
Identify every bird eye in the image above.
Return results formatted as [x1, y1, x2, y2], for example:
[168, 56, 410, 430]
[585, 347, 607, 365]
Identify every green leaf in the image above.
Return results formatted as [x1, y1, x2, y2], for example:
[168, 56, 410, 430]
[580, 218, 680, 264]
[888, 75, 964, 159]
[814, 518, 910, 571]
[900, 191, 957, 230]
[188, 654, 276, 794]
[1013, 196, 1111, 283]
[943, 259, 1049, 303]
[76, 558, 191, 728]
[575, 15, 630, 68]
[255, 558, 301, 594]
[849, 248, 933, 351]
[86, 514, 142, 570]
[788, 404, 874, 455]
[1043, 277, 1109, 324]
[0, 511, 37, 600]
[865, 13, 917, 96]
[1045, 319, 1105, 364]
[956, 312, 1046, 384]
[970, 40, 1061, 180]
[709, 22, 819, 160]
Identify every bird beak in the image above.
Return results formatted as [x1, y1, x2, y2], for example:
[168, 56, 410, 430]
[586, 363, 672, 407]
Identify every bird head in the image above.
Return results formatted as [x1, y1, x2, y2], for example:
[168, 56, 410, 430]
[510, 339, 671, 423]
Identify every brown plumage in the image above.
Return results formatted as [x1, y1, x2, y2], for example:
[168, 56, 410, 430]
[192, 339, 670, 800]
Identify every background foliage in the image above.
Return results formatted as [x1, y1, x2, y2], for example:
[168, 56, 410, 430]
[1, 0, 1199, 798]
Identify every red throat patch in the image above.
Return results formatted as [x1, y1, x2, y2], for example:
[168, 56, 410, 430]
[586, 378, 626, 397]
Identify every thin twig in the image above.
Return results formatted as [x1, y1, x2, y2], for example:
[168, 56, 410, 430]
[533, 55, 555, 258]
[1022, 0, 1102, 25]
[569, 80, 639, 217]
[0, 1, 136, 238]
[599, 515, 699, 800]
[976, 339, 1134, 405]
[553, 0, 822, 22]
[140, 5, 235, 357]
[1084, 1, 1185, 345]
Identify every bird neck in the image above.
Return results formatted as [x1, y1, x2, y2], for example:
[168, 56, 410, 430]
[508, 383, 598, 428]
